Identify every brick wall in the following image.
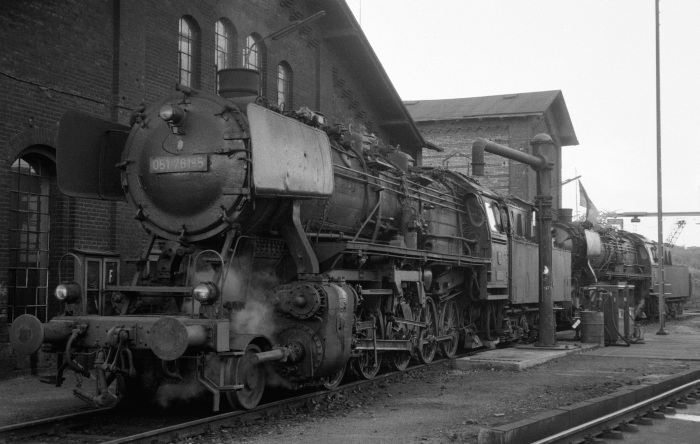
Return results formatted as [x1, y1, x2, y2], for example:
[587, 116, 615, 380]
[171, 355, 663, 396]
[418, 115, 564, 209]
[0, 0, 409, 373]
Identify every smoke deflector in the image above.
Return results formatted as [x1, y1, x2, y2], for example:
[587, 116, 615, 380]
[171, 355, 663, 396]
[57, 110, 129, 200]
[247, 103, 334, 198]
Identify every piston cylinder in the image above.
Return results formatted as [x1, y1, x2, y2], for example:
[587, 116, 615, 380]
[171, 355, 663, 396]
[249, 348, 288, 365]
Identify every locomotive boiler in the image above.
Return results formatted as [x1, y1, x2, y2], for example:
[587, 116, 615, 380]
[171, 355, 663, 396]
[9, 69, 573, 411]
[553, 221, 690, 318]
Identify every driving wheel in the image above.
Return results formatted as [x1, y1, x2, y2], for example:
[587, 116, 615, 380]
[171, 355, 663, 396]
[417, 298, 438, 364]
[439, 299, 460, 358]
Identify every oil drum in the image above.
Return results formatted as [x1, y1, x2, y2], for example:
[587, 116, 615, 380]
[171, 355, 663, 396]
[580, 310, 604, 347]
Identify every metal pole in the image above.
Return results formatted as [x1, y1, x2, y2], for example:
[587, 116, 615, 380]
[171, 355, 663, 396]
[473, 136, 557, 346]
[531, 135, 556, 347]
[655, 0, 667, 335]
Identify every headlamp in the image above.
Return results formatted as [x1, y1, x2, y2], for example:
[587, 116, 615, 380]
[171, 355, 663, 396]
[55, 282, 81, 304]
[159, 104, 185, 126]
[192, 282, 220, 305]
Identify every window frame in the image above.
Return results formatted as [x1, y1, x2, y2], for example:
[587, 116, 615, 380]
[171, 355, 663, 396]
[243, 33, 266, 95]
[277, 61, 293, 110]
[179, 16, 200, 88]
[9, 156, 52, 322]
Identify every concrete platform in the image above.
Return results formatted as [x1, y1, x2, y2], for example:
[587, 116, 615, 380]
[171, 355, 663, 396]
[456, 342, 598, 371]
[458, 312, 700, 371]
[586, 330, 700, 361]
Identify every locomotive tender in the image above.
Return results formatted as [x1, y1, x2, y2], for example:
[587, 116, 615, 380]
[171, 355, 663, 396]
[8, 68, 685, 411]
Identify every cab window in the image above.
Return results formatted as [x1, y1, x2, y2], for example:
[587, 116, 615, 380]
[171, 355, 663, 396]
[485, 200, 503, 233]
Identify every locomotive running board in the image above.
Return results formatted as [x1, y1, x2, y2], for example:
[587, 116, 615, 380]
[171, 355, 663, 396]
[104, 285, 194, 294]
[313, 240, 489, 266]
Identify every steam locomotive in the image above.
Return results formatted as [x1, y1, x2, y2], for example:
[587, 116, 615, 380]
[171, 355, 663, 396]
[7, 68, 686, 411]
[553, 221, 691, 319]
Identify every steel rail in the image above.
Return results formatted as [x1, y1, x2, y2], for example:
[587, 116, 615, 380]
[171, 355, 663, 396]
[0, 407, 112, 441]
[100, 358, 461, 444]
[532, 378, 700, 444]
[0, 352, 481, 444]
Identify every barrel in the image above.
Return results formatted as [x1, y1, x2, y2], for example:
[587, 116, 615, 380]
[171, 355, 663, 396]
[580, 310, 605, 346]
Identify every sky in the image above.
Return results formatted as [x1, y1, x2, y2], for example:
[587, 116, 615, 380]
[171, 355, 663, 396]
[346, 0, 700, 248]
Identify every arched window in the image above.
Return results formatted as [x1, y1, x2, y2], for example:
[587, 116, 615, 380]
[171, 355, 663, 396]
[277, 62, 293, 110]
[215, 19, 235, 92]
[243, 34, 266, 94]
[215, 20, 232, 72]
[243, 34, 261, 70]
[179, 16, 200, 88]
[9, 156, 53, 322]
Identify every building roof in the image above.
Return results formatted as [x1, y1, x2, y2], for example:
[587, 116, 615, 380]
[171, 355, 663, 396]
[404, 91, 579, 146]
[308, 0, 434, 154]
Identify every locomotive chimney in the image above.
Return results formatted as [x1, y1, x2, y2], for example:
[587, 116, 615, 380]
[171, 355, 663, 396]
[218, 68, 261, 108]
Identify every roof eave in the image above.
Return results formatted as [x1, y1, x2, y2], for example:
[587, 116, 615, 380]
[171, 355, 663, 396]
[312, 0, 431, 152]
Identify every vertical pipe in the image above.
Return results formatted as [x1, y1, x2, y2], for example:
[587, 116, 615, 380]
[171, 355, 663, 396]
[655, 0, 667, 335]
[472, 142, 485, 176]
[473, 136, 557, 346]
[110, 1, 121, 252]
[575, 172, 579, 220]
[532, 134, 556, 347]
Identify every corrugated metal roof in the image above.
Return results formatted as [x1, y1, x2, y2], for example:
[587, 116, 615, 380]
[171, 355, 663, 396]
[404, 91, 578, 146]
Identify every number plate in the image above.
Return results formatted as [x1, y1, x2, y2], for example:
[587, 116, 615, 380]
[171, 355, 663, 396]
[149, 155, 208, 173]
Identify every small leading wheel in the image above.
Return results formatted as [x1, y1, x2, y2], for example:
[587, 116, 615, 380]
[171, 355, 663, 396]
[439, 299, 460, 358]
[417, 298, 438, 364]
[225, 344, 266, 410]
[321, 363, 346, 390]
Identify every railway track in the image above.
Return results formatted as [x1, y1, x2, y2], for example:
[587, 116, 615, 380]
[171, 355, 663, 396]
[0, 355, 462, 444]
[9, 345, 697, 444]
[530, 376, 700, 444]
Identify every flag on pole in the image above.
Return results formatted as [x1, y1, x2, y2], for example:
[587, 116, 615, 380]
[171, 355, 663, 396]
[578, 181, 599, 224]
